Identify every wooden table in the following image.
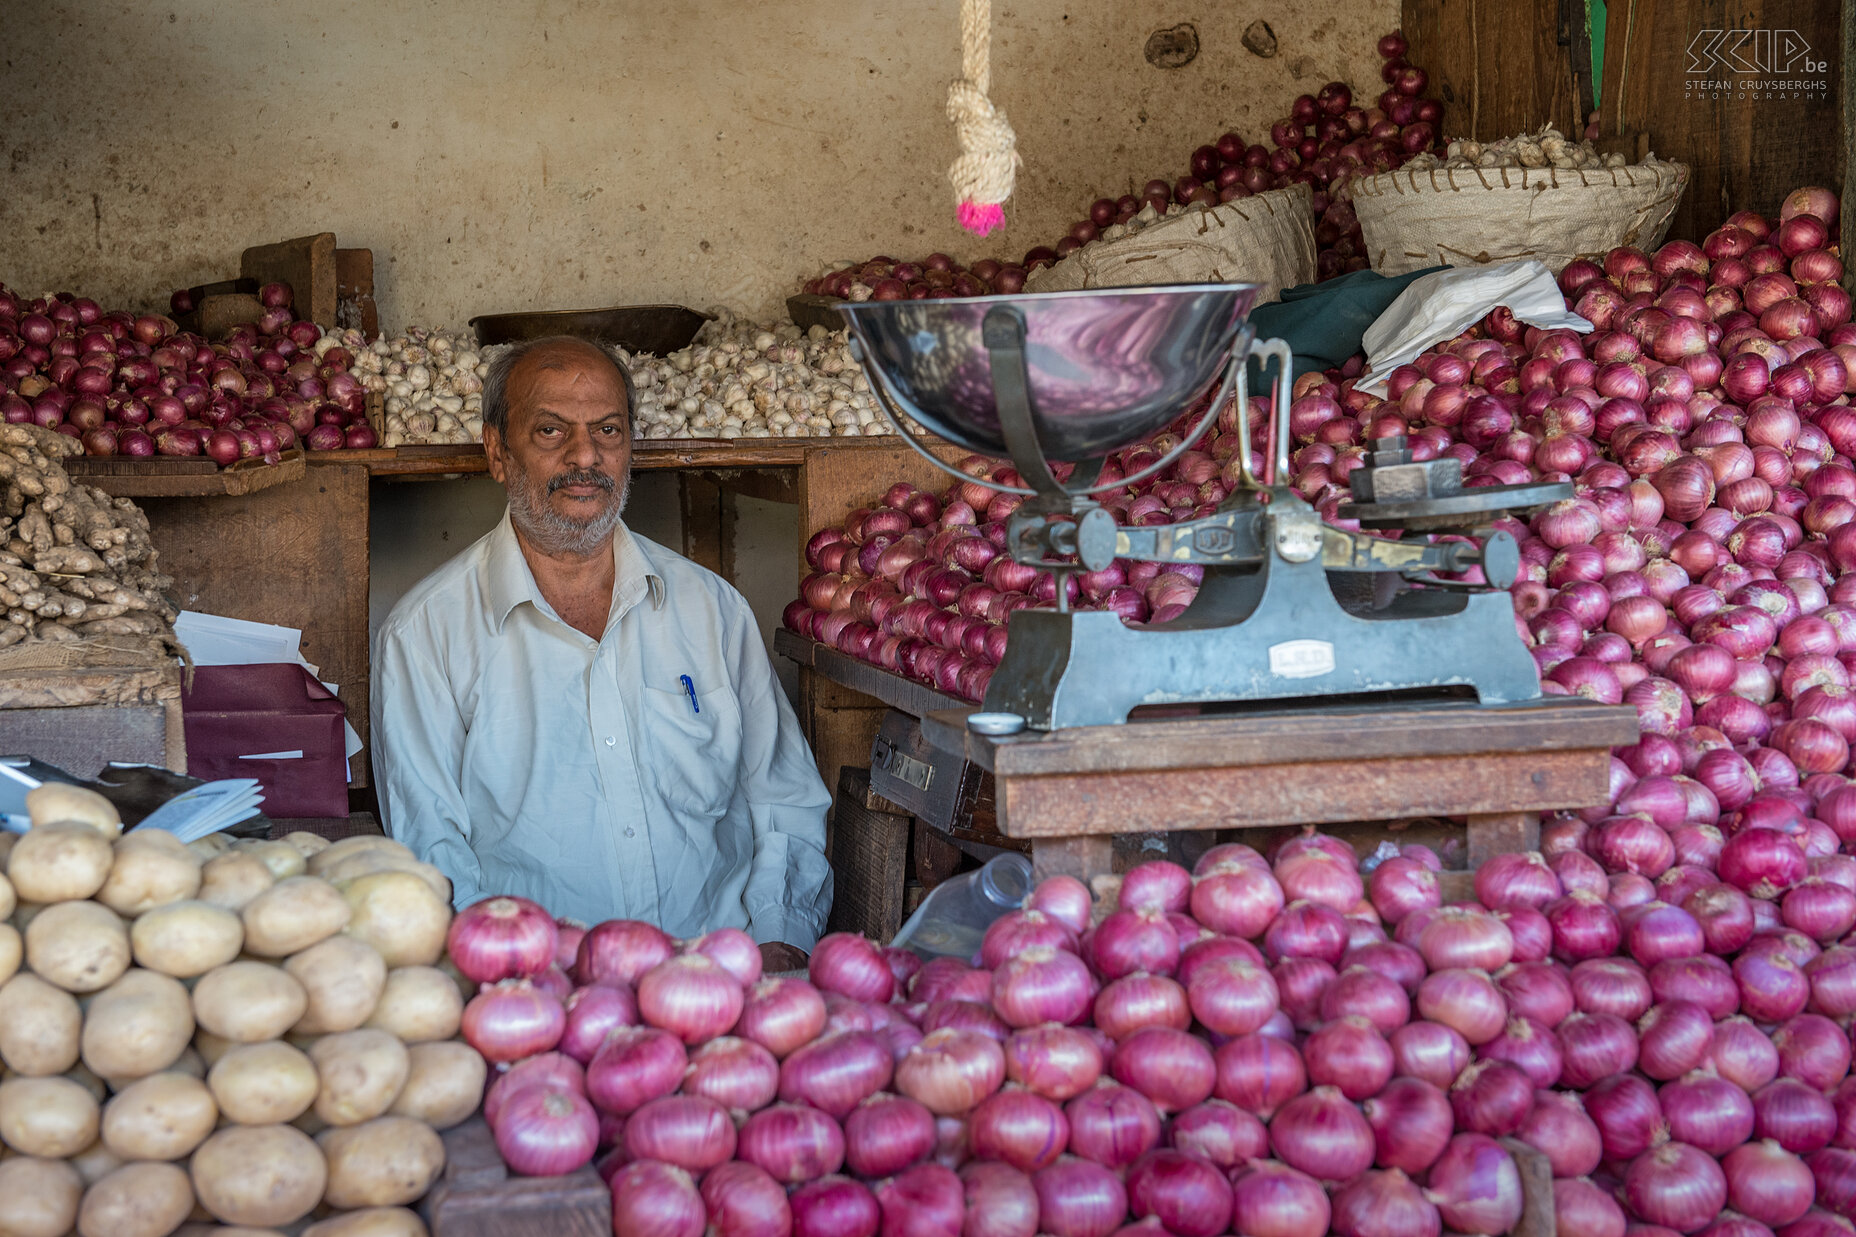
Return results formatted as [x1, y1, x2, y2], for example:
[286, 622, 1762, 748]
[74, 438, 962, 790]
[918, 697, 1638, 893]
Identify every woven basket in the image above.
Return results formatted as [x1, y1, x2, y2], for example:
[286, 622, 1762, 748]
[1027, 184, 1316, 304]
[1351, 160, 1690, 276]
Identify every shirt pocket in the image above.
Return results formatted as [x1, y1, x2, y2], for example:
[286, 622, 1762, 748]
[639, 684, 743, 819]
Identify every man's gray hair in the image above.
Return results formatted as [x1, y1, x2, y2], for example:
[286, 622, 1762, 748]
[481, 335, 636, 439]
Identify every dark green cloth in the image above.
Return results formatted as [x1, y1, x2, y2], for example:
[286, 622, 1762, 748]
[1245, 265, 1448, 387]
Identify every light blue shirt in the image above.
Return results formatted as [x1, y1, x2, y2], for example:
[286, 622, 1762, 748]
[371, 513, 832, 948]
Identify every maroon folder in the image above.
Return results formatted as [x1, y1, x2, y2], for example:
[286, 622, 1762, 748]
[181, 663, 349, 818]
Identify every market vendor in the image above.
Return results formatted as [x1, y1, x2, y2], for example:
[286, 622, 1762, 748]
[372, 335, 832, 973]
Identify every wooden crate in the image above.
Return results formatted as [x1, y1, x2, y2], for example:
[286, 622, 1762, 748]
[827, 766, 911, 942]
[422, 1118, 608, 1237]
[0, 662, 185, 774]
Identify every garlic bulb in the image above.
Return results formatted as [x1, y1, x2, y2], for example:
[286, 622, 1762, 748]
[339, 325, 486, 447]
[1401, 124, 1642, 174]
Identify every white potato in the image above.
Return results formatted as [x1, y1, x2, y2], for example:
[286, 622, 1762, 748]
[0, 972, 81, 1075]
[129, 899, 243, 978]
[0, 1074, 100, 1157]
[189, 1123, 327, 1228]
[25, 784, 120, 836]
[80, 968, 193, 1081]
[281, 830, 332, 858]
[390, 1040, 486, 1130]
[208, 1040, 319, 1126]
[285, 935, 386, 1034]
[96, 831, 202, 916]
[0, 1155, 83, 1237]
[23, 899, 129, 992]
[317, 1115, 444, 1208]
[242, 876, 351, 956]
[339, 871, 450, 967]
[364, 966, 463, 1043]
[309, 1029, 409, 1126]
[100, 1071, 217, 1160]
[192, 961, 308, 1043]
[197, 849, 275, 911]
[78, 1159, 194, 1237]
[7, 823, 113, 902]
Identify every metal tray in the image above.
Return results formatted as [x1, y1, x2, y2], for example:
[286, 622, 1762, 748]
[469, 305, 712, 356]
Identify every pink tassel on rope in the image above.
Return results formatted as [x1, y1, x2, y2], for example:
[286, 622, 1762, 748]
[958, 201, 1006, 237]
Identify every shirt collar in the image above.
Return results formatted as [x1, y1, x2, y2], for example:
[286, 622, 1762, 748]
[484, 511, 666, 635]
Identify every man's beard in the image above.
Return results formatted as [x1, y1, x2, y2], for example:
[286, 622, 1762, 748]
[505, 456, 631, 557]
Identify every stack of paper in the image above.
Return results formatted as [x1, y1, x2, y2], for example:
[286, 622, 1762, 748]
[174, 612, 364, 771]
[0, 761, 263, 840]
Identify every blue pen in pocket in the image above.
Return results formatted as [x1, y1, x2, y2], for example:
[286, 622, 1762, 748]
[679, 674, 700, 714]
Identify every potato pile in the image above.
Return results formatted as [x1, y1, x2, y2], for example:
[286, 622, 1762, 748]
[0, 784, 483, 1237]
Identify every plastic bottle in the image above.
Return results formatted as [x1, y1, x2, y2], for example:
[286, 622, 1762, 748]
[890, 851, 1033, 961]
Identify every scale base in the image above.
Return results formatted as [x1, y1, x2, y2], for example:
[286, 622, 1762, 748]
[981, 550, 1542, 731]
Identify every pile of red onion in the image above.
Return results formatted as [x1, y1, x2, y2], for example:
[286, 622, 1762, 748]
[453, 815, 1856, 1237]
[802, 30, 1437, 301]
[0, 278, 375, 463]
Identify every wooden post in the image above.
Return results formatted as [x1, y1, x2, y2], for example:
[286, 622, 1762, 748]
[1032, 835, 1114, 883]
[1844, 0, 1856, 301]
[1466, 811, 1539, 867]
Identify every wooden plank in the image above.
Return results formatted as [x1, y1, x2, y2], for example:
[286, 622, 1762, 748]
[1403, 0, 1577, 144]
[921, 700, 1638, 777]
[828, 766, 911, 941]
[422, 1118, 609, 1237]
[335, 248, 378, 337]
[241, 233, 338, 328]
[1467, 811, 1539, 866]
[145, 465, 371, 785]
[67, 451, 306, 498]
[915, 818, 966, 888]
[1031, 835, 1114, 883]
[994, 748, 1612, 836]
[1501, 1137, 1558, 1237]
[0, 704, 174, 775]
[196, 293, 263, 340]
[775, 631, 964, 718]
[678, 473, 726, 574]
[310, 436, 965, 480]
[1599, 0, 1841, 239]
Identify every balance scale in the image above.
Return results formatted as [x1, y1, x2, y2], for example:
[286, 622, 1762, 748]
[836, 285, 1571, 732]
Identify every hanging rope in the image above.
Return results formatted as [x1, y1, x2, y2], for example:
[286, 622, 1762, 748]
[947, 0, 1018, 237]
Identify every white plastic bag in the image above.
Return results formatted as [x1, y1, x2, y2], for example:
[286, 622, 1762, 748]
[1358, 260, 1591, 395]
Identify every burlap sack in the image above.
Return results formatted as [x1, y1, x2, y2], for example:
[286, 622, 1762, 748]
[1351, 159, 1689, 276]
[1026, 183, 1316, 303]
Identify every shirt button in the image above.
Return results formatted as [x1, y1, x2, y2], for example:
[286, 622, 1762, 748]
[604, 736, 616, 747]
[624, 827, 636, 838]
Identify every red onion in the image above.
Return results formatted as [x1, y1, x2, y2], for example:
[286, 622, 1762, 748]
[1660, 1068, 1756, 1155]
[1519, 1087, 1604, 1176]
[1783, 878, 1856, 942]
[1638, 1000, 1715, 1080]
[1320, 964, 1412, 1032]
[968, 1086, 1069, 1173]
[1367, 857, 1440, 924]
[577, 919, 675, 987]
[1477, 1013, 1563, 1088]
[1735, 950, 1810, 1022]
[687, 928, 762, 987]
[1474, 852, 1562, 911]
[1264, 901, 1349, 965]
[1625, 1141, 1729, 1234]
[1362, 1074, 1453, 1174]
[447, 902, 564, 987]
[1414, 968, 1506, 1045]
[873, 1162, 964, 1237]
[1344, 940, 1427, 995]
[895, 1029, 1003, 1116]
[588, 1025, 687, 1115]
[1627, 902, 1707, 967]
[484, 1052, 584, 1128]
[1554, 1177, 1627, 1237]
[1687, 884, 1759, 954]
[1031, 1157, 1127, 1237]
[611, 1160, 705, 1237]
[1064, 1082, 1162, 1168]
[1124, 1150, 1232, 1237]
[811, 934, 896, 1004]
[1329, 1168, 1441, 1237]
[1548, 891, 1623, 961]
[1118, 860, 1192, 914]
[1192, 862, 1287, 936]
[1092, 974, 1187, 1040]
[1722, 1139, 1816, 1227]
[1416, 906, 1514, 972]
[1003, 1025, 1103, 1101]
[1229, 1160, 1330, 1237]
[1109, 1026, 1213, 1113]
[1212, 1032, 1306, 1117]
[844, 1092, 936, 1179]
[1028, 876, 1093, 934]
[1186, 957, 1279, 1036]
[922, 1000, 1009, 1043]
[990, 946, 1094, 1028]
[1423, 1133, 1522, 1235]
[980, 910, 1076, 970]
[1168, 1100, 1266, 1169]
[738, 978, 828, 1058]
[703, 1161, 795, 1237]
[622, 1093, 736, 1171]
[682, 1036, 779, 1114]
[1090, 909, 1180, 978]
[1773, 1013, 1851, 1090]
[638, 954, 744, 1045]
[560, 982, 639, 1062]
[462, 978, 566, 1063]
[1755, 1078, 1838, 1153]
[959, 1162, 1039, 1237]
[1655, 954, 1744, 1018]
[1389, 1020, 1471, 1089]
[492, 1084, 599, 1177]
[1558, 1011, 1642, 1087]
[1268, 1084, 1375, 1180]
[737, 1103, 846, 1183]
[783, 1173, 868, 1233]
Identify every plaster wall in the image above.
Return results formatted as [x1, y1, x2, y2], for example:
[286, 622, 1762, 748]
[2, 0, 1391, 325]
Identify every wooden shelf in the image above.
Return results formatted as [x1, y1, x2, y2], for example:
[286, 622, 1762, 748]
[307, 435, 958, 478]
[68, 450, 307, 498]
[774, 629, 964, 717]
